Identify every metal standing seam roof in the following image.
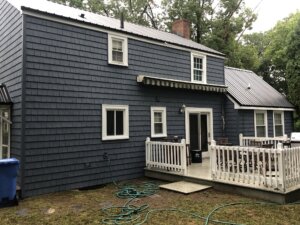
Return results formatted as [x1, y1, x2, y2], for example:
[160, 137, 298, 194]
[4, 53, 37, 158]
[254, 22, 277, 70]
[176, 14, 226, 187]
[225, 67, 294, 108]
[6, 0, 224, 57]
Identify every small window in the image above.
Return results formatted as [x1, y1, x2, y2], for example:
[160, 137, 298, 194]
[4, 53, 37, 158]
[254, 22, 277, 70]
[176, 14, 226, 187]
[274, 111, 284, 137]
[191, 53, 206, 83]
[108, 34, 128, 66]
[102, 104, 129, 140]
[255, 111, 268, 137]
[151, 107, 167, 138]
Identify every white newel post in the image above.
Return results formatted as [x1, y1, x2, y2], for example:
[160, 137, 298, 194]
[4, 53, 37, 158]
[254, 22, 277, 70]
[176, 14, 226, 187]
[239, 133, 243, 146]
[181, 139, 187, 175]
[277, 142, 286, 191]
[146, 137, 151, 169]
[210, 140, 216, 179]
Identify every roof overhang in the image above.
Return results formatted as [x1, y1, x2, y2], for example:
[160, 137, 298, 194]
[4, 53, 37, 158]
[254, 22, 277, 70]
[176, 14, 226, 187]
[227, 94, 295, 111]
[137, 75, 228, 93]
[0, 84, 12, 105]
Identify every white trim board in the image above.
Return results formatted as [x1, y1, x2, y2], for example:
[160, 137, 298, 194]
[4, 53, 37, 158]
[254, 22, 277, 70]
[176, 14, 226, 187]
[21, 9, 225, 59]
[227, 95, 295, 111]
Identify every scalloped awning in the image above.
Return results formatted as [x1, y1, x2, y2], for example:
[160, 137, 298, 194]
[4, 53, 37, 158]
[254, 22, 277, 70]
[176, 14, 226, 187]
[137, 75, 227, 93]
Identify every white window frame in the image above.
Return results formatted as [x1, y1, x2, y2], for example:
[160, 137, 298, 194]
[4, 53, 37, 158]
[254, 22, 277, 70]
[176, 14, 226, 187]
[191, 52, 207, 84]
[254, 110, 268, 137]
[108, 34, 128, 66]
[151, 107, 167, 138]
[273, 111, 285, 137]
[102, 104, 129, 140]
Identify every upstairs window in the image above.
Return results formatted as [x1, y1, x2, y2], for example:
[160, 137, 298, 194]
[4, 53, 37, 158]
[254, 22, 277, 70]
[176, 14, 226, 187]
[151, 107, 167, 138]
[255, 111, 268, 137]
[191, 53, 206, 83]
[108, 34, 128, 66]
[102, 105, 129, 140]
[274, 111, 284, 137]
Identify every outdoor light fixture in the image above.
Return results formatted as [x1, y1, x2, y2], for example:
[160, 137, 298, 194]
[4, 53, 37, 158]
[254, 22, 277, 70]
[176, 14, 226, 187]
[179, 104, 186, 113]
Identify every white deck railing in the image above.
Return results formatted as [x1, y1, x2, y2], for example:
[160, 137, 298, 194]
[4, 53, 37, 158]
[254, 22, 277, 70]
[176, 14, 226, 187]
[210, 141, 300, 193]
[239, 133, 289, 148]
[145, 137, 187, 175]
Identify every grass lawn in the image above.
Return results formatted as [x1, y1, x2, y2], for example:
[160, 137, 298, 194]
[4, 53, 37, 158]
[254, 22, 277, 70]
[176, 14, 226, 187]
[0, 178, 300, 225]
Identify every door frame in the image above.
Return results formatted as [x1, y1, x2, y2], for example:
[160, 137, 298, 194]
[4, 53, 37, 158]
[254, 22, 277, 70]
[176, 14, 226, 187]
[185, 107, 213, 157]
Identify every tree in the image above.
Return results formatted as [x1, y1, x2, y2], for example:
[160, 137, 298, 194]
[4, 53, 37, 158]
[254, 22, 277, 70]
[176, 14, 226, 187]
[286, 18, 300, 116]
[162, 0, 257, 68]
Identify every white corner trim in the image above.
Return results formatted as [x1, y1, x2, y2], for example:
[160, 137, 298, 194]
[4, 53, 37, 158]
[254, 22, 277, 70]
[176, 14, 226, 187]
[108, 34, 128, 66]
[191, 52, 207, 84]
[227, 95, 295, 111]
[150, 106, 167, 138]
[102, 104, 129, 141]
[254, 110, 268, 138]
[22, 9, 225, 59]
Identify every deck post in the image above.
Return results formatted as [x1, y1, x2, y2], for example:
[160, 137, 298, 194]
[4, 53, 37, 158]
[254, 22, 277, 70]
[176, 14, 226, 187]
[277, 142, 286, 192]
[210, 140, 216, 179]
[181, 139, 187, 175]
[239, 133, 243, 146]
[146, 137, 151, 169]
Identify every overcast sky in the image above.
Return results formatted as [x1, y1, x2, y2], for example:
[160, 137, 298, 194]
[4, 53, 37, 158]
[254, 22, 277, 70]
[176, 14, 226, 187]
[244, 0, 300, 33]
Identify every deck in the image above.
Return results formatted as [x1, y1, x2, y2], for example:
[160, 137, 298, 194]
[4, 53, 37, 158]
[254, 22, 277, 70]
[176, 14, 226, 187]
[145, 137, 300, 203]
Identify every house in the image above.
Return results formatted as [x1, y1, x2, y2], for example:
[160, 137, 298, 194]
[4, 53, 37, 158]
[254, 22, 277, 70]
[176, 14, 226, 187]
[0, 0, 295, 199]
[224, 67, 294, 145]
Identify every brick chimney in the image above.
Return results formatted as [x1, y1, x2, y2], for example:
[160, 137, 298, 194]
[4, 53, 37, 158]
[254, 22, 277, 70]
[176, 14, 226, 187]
[171, 19, 190, 39]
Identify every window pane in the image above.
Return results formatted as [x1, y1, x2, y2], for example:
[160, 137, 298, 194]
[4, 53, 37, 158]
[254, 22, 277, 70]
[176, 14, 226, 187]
[112, 39, 123, 51]
[116, 111, 124, 135]
[112, 51, 123, 62]
[256, 126, 266, 137]
[256, 113, 265, 126]
[194, 57, 202, 69]
[154, 112, 162, 123]
[194, 69, 202, 81]
[275, 125, 283, 137]
[154, 123, 163, 134]
[274, 113, 282, 125]
[107, 110, 114, 136]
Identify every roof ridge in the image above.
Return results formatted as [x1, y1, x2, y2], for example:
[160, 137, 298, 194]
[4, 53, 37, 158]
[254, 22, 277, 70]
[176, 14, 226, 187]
[225, 66, 254, 73]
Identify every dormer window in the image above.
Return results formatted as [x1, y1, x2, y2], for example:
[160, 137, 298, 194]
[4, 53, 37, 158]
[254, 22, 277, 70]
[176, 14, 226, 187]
[191, 53, 206, 83]
[108, 34, 128, 66]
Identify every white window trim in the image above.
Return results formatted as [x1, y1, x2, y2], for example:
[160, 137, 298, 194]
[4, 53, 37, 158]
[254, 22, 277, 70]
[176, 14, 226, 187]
[108, 34, 128, 66]
[254, 110, 268, 137]
[273, 111, 285, 137]
[191, 52, 207, 84]
[102, 104, 129, 140]
[151, 107, 167, 138]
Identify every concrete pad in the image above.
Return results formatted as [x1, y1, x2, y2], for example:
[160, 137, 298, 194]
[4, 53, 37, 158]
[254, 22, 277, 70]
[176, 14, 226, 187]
[160, 181, 211, 194]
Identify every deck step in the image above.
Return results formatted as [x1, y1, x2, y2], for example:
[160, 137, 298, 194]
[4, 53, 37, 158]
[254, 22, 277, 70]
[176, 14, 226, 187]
[159, 181, 211, 194]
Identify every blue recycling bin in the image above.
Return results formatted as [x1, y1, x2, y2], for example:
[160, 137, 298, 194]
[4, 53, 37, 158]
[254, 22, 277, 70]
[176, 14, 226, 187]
[0, 158, 19, 203]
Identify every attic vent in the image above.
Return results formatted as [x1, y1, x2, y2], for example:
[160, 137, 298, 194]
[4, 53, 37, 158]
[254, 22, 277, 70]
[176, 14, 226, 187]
[79, 13, 85, 19]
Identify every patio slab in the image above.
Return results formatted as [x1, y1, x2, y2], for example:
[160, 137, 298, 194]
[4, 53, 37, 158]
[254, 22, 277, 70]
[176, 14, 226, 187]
[159, 181, 211, 194]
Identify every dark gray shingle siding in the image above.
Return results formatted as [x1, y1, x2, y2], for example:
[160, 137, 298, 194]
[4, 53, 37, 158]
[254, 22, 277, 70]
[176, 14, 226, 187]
[22, 15, 225, 196]
[0, 0, 23, 160]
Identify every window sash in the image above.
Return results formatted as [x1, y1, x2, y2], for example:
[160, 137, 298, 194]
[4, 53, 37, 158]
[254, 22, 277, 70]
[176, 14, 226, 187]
[274, 112, 284, 137]
[108, 34, 128, 66]
[102, 105, 129, 140]
[193, 56, 204, 81]
[151, 107, 167, 137]
[255, 111, 267, 137]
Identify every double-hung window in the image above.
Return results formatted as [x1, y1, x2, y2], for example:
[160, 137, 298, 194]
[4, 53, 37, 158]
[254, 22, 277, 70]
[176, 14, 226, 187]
[191, 53, 206, 83]
[255, 111, 268, 137]
[151, 107, 167, 138]
[274, 111, 284, 137]
[108, 34, 128, 66]
[102, 105, 129, 140]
